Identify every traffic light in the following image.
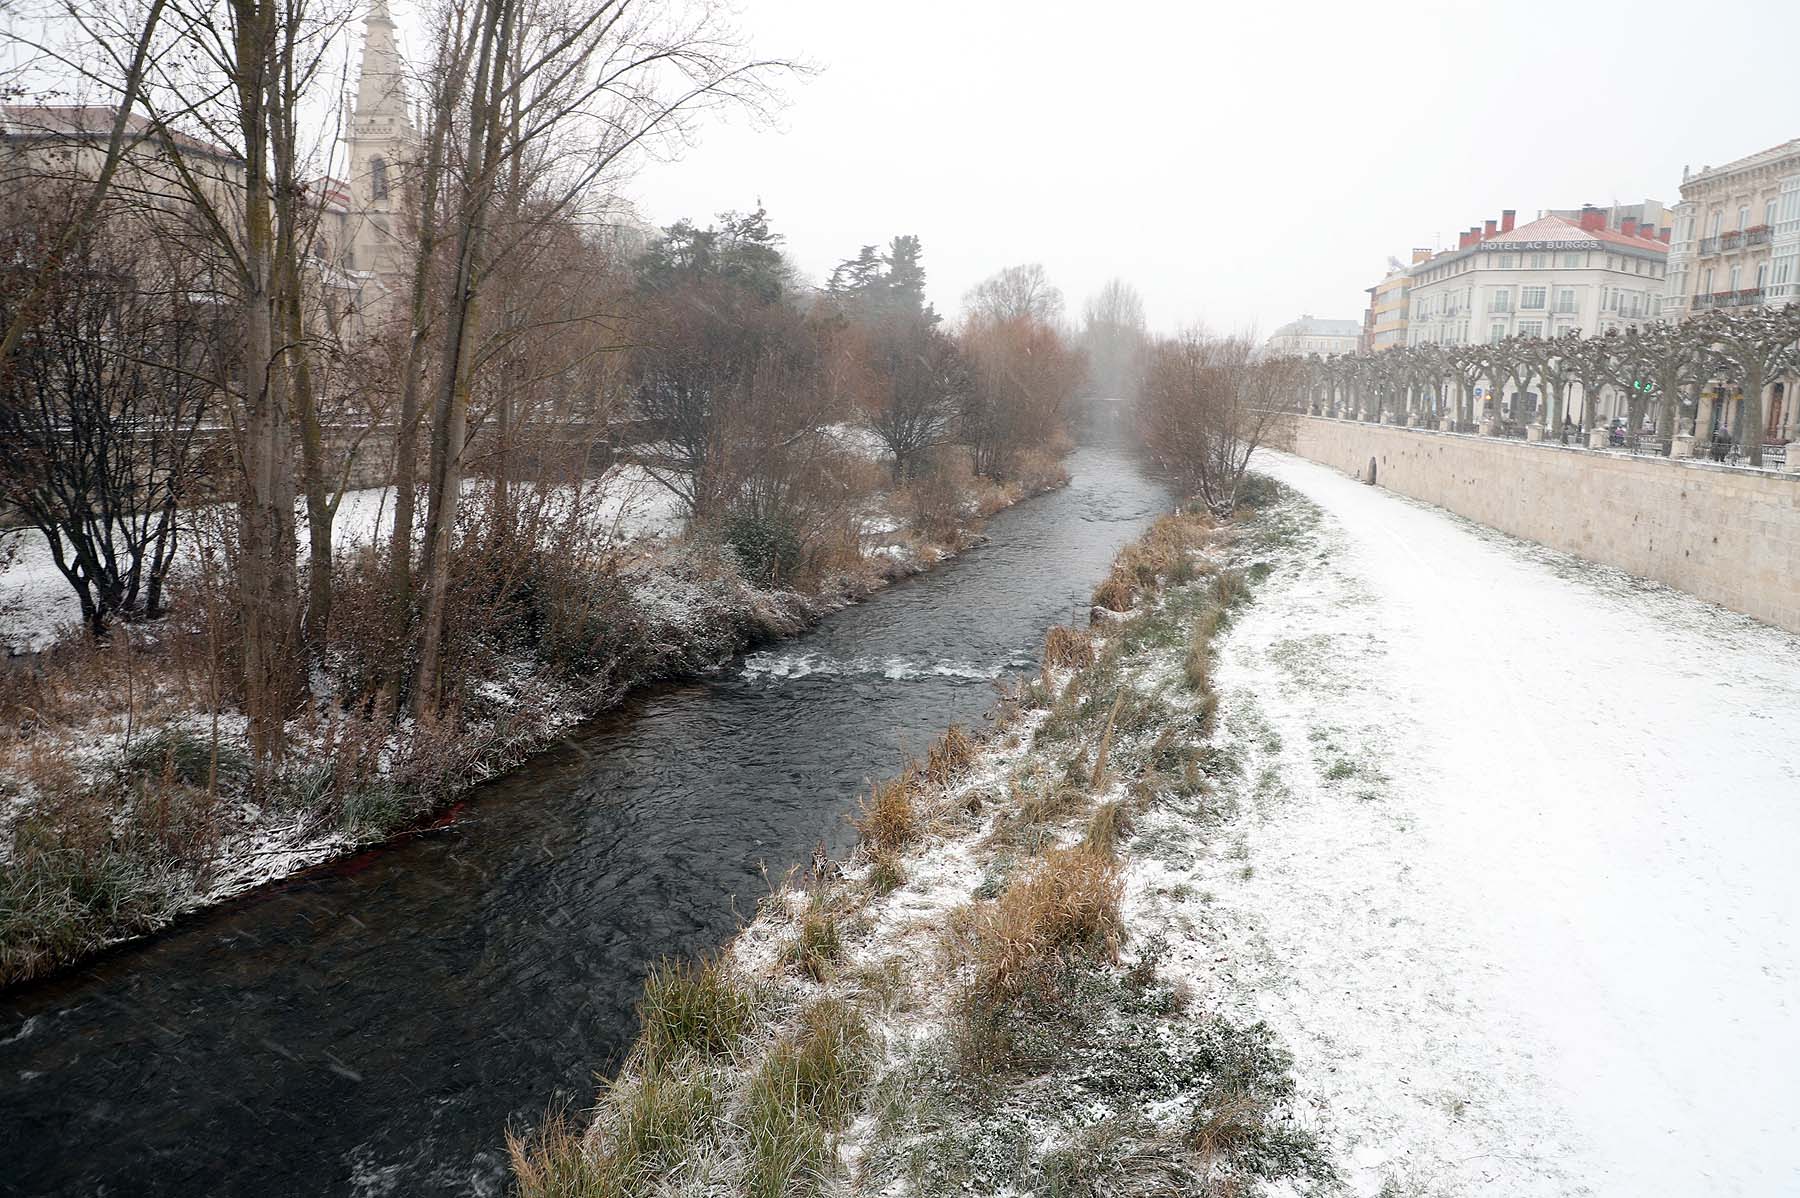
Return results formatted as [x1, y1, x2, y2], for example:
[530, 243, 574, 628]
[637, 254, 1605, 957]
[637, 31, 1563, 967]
[1632, 379, 1658, 396]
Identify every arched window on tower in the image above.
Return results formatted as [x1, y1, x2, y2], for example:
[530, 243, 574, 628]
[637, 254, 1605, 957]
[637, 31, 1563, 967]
[370, 155, 389, 199]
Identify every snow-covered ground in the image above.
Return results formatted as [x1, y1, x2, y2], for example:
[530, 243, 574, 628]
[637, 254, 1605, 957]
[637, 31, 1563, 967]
[1170, 451, 1800, 1194]
[0, 465, 686, 652]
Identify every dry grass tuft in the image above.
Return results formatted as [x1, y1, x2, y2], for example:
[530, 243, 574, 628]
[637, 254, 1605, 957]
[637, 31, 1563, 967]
[960, 846, 1124, 1004]
[856, 774, 917, 853]
[1090, 572, 1137, 613]
[919, 724, 977, 787]
[1081, 800, 1133, 856]
[1043, 625, 1096, 671]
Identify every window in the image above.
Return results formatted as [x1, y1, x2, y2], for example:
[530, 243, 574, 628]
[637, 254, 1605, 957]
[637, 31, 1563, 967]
[1757, 263, 1768, 290]
[1562, 253, 1582, 268]
[1606, 255, 1616, 271]
[1519, 320, 1544, 337]
[1729, 265, 1741, 291]
[1704, 267, 1715, 294]
[1489, 323, 1507, 343]
[370, 155, 389, 199]
[1709, 210, 1723, 237]
[1766, 200, 1778, 227]
[1554, 287, 1578, 313]
[1737, 205, 1749, 230]
[1489, 288, 1513, 313]
[1521, 286, 1546, 309]
[1529, 254, 1548, 269]
[1498, 254, 1515, 269]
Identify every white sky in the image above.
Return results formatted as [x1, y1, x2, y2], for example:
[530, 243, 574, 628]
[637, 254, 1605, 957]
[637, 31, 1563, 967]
[619, 0, 1800, 334]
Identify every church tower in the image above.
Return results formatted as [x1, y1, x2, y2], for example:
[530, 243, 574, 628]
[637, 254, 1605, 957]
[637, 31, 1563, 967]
[342, 0, 416, 310]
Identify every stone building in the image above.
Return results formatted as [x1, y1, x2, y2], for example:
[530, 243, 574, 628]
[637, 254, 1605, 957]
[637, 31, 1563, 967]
[1661, 138, 1800, 321]
[1267, 315, 1362, 356]
[1404, 207, 1670, 349]
[0, 1, 415, 335]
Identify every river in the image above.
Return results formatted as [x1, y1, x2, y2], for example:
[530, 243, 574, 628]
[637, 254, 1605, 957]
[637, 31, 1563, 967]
[0, 440, 1169, 1197]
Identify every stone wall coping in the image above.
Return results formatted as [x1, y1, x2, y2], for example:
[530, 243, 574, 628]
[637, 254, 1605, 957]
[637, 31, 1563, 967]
[1299, 415, 1798, 486]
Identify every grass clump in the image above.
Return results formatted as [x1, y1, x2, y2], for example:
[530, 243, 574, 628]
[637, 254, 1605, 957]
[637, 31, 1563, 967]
[781, 902, 843, 983]
[119, 726, 250, 790]
[919, 724, 977, 787]
[856, 775, 917, 854]
[636, 954, 758, 1071]
[960, 846, 1123, 1005]
[741, 998, 876, 1197]
[1043, 625, 1095, 671]
[1081, 799, 1132, 856]
[0, 827, 181, 988]
[867, 848, 906, 895]
[339, 782, 411, 838]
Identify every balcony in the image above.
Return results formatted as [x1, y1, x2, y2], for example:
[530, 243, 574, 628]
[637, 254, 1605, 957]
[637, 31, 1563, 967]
[1693, 293, 1716, 309]
[1719, 231, 1744, 252]
[1735, 287, 1765, 306]
[1746, 225, 1773, 246]
[1698, 236, 1719, 255]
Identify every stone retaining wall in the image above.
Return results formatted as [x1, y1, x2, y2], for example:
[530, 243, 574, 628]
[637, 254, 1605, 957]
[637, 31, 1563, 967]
[1291, 415, 1800, 634]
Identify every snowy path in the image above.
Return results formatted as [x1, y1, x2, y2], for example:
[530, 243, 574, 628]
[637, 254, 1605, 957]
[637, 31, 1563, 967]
[1182, 451, 1800, 1196]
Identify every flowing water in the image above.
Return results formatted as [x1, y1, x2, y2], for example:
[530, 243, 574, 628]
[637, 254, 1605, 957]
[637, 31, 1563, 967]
[0, 441, 1168, 1197]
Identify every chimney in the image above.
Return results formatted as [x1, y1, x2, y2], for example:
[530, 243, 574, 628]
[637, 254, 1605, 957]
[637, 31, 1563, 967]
[1412, 247, 1432, 264]
[1501, 209, 1516, 233]
[1458, 230, 1473, 249]
[1579, 206, 1606, 232]
[1484, 218, 1498, 238]
[1621, 217, 1638, 237]
[1659, 227, 1672, 243]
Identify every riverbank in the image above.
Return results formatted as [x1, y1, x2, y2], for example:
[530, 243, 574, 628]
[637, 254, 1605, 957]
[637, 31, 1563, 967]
[512, 476, 1337, 1196]
[0, 459, 1069, 991]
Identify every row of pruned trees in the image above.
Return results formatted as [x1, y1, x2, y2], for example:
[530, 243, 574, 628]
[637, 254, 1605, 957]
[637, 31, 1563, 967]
[1293, 304, 1800, 466]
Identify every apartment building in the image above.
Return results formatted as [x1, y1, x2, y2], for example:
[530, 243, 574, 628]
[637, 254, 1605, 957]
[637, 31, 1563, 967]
[1362, 251, 1429, 352]
[1405, 207, 1670, 347]
[1661, 138, 1800, 319]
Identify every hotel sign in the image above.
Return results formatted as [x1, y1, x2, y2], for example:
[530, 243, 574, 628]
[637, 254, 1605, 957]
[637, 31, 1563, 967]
[1478, 240, 1593, 252]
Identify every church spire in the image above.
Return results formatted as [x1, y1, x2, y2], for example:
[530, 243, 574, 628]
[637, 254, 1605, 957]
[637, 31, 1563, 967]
[352, 0, 412, 135]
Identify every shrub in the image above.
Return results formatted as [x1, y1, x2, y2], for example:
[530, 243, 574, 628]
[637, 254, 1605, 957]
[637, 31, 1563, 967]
[636, 954, 758, 1071]
[724, 510, 805, 587]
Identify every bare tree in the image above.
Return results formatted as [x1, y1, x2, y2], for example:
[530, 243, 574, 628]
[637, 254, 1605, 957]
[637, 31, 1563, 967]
[1080, 278, 1147, 401]
[964, 263, 1063, 326]
[1139, 331, 1296, 515]
[0, 200, 215, 635]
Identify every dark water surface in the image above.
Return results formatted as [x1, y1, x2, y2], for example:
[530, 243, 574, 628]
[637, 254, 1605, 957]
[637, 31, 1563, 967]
[0, 442, 1168, 1197]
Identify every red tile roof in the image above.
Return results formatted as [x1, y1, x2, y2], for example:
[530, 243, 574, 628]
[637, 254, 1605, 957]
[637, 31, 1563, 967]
[1480, 214, 1667, 254]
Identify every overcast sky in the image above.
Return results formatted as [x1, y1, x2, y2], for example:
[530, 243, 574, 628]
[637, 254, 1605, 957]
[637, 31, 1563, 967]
[616, 0, 1800, 335]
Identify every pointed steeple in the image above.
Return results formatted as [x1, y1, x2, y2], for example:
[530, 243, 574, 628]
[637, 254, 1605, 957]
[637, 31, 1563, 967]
[352, 0, 412, 136]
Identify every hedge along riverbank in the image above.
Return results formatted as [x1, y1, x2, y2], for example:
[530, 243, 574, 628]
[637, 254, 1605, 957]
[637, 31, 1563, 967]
[510, 474, 1338, 1198]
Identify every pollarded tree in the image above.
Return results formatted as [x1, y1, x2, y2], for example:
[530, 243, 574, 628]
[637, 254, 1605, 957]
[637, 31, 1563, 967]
[1698, 303, 1800, 466]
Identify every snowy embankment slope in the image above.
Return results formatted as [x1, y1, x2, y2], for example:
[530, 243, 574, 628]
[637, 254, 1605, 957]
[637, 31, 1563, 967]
[1188, 450, 1800, 1194]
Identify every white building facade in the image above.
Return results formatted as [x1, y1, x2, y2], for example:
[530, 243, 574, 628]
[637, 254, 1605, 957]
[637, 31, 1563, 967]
[1662, 138, 1800, 320]
[1406, 210, 1670, 348]
[1267, 315, 1361, 355]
